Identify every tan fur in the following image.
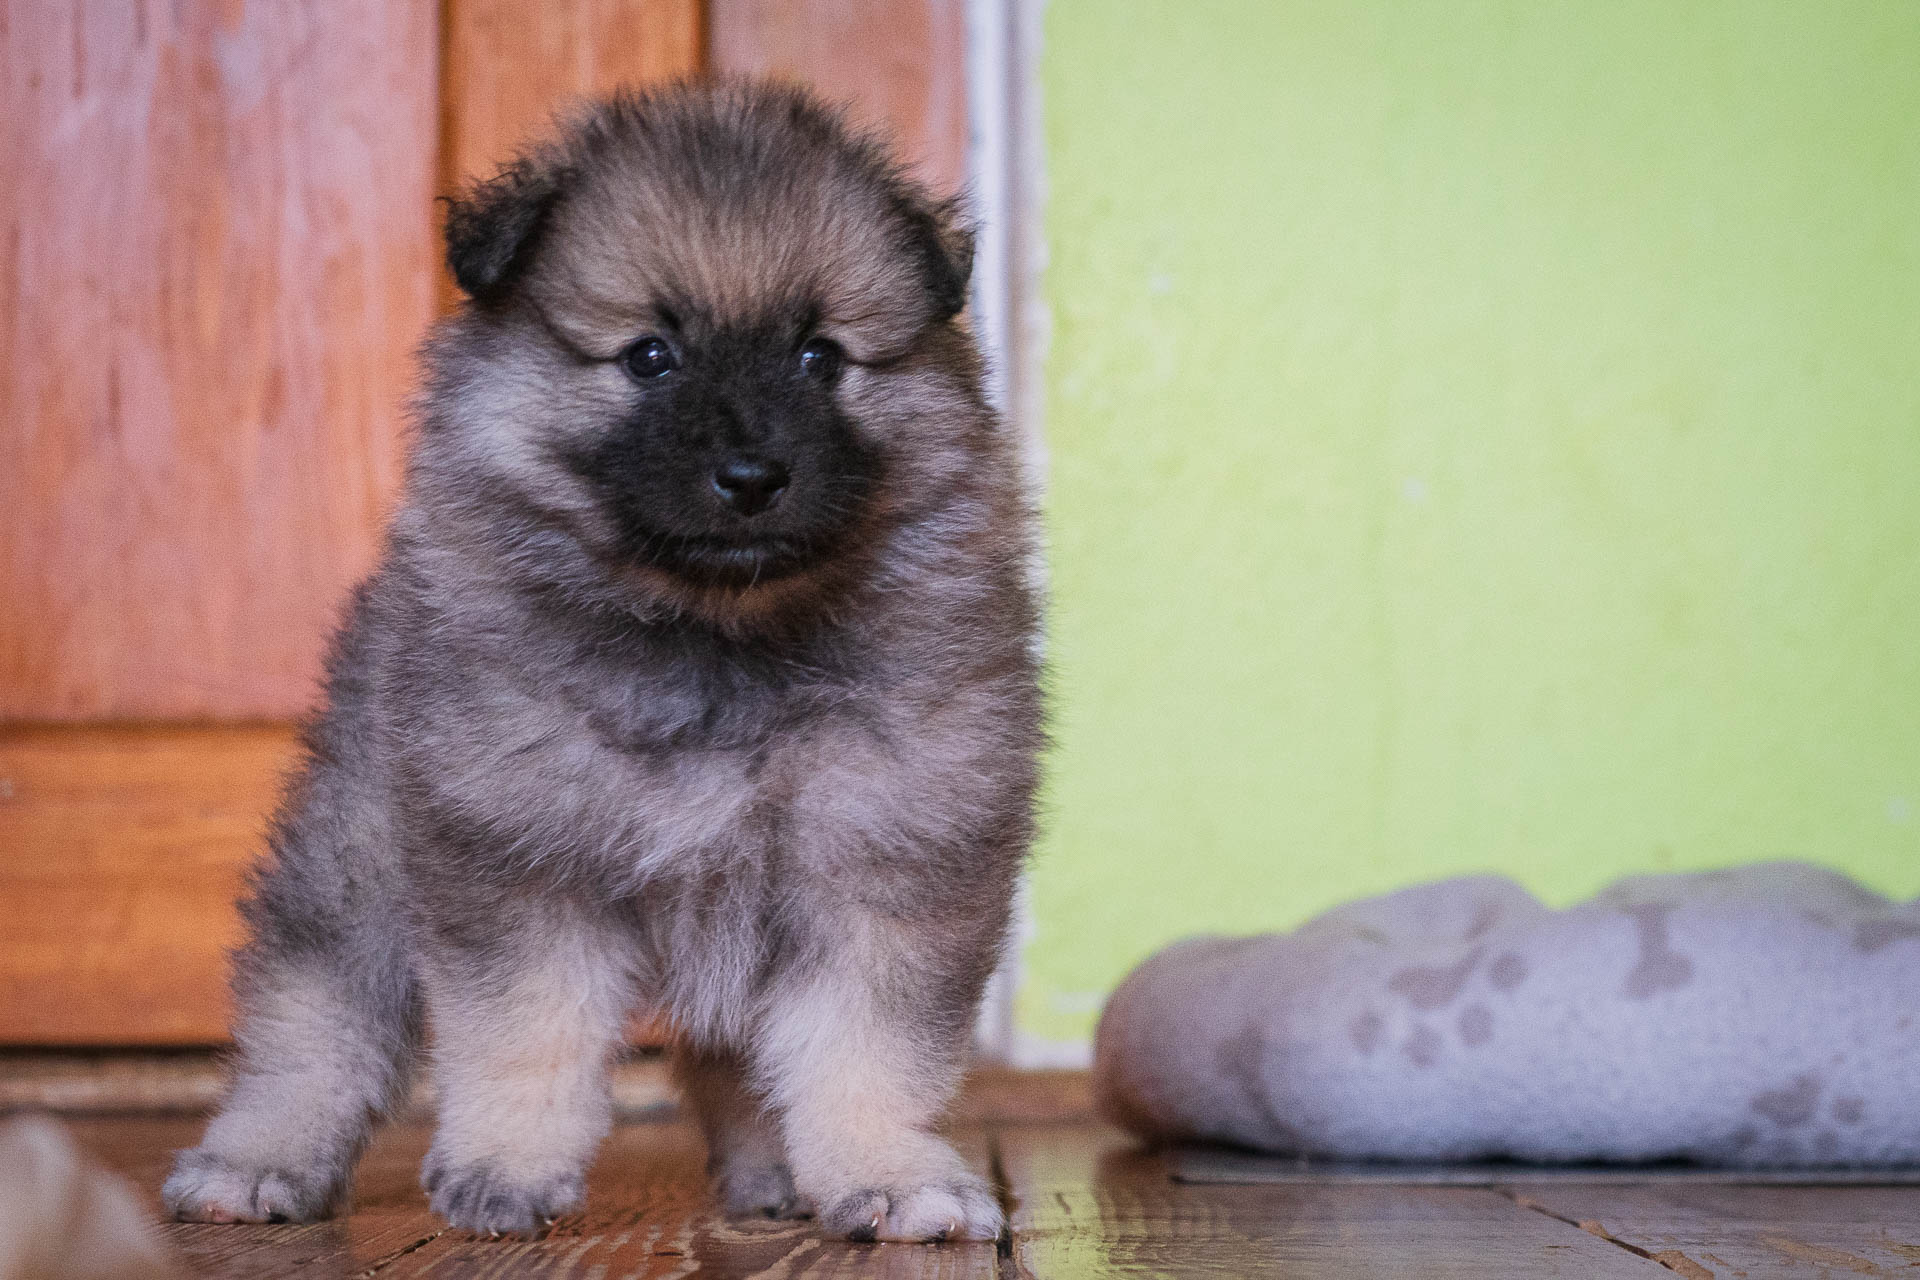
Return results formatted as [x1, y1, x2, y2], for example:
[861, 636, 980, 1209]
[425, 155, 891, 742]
[754, 916, 999, 1241]
[169, 968, 407, 1224]
[420, 906, 636, 1222]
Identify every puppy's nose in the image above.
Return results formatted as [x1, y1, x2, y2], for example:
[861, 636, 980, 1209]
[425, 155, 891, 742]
[711, 456, 790, 516]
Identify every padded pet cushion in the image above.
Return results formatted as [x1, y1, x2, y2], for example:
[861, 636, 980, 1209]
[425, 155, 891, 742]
[1093, 864, 1920, 1166]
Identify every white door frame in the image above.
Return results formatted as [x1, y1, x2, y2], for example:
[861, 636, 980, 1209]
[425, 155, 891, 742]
[967, 0, 1060, 1065]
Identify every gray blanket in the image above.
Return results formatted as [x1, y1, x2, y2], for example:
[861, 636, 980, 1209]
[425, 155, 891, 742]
[1093, 864, 1920, 1165]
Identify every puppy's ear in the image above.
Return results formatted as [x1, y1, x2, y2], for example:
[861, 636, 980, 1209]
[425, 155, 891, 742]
[905, 196, 976, 322]
[443, 154, 569, 304]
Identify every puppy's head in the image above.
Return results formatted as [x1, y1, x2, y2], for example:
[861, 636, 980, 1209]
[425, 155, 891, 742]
[426, 82, 985, 628]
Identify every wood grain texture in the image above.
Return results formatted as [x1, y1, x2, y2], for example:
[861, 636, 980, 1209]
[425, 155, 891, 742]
[80, 1117, 452, 1279]
[440, 0, 704, 194]
[73, 1116, 997, 1278]
[0, 724, 300, 1043]
[69, 1104, 1920, 1279]
[1, 1, 439, 720]
[1511, 1182, 1920, 1278]
[996, 1125, 1664, 1278]
[708, 0, 971, 196]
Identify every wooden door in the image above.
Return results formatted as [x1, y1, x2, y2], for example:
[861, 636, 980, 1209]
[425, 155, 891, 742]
[2, 0, 442, 1044]
[1, 0, 966, 1045]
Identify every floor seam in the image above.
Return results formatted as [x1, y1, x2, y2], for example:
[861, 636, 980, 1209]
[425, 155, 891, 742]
[358, 1228, 444, 1276]
[986, 1124, 1031, 1280]
[1499, 1187, 1696, 1275]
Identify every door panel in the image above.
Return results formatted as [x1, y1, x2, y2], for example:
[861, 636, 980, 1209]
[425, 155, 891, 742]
[0, 725, 298, 1044]
[1, 0, 439, 722]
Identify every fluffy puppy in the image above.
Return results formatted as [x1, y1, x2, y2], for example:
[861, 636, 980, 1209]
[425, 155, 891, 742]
[162, 82, 1041, 1243]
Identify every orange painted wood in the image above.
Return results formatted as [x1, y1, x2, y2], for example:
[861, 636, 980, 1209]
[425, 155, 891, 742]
[709, 0, 971, 195]
[440, 0, 705, 195]
[1, 1, 440, 721]
[0, 725, 301, 1044]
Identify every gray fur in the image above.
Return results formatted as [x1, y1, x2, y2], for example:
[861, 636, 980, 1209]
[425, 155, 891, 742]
[164, 82, 1040, 1242]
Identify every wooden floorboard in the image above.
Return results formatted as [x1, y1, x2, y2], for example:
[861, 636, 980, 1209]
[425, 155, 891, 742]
[382, 1127, 1001, 1279]
[59, 1102, 1920, 1277]
[993, 1123, 1663, 1278]
[71, 1116, 447, 1279]
[70, 1116, 1003, 1279]
[1507, 1181, 1920, 1278]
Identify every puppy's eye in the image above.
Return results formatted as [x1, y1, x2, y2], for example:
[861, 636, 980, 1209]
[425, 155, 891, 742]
[798, 338, 843, 383]
[622, 337, 678, 380]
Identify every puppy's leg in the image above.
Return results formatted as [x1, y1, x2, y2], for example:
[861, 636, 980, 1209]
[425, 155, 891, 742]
[674, 1044, 808, 1219]
[165, 941, 420, 1223]
[419, 902, 634, 1236]
[757, 922, 1000, 1243]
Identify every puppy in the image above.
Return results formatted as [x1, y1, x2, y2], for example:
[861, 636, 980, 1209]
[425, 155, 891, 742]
[162, 81, 1041, 1243]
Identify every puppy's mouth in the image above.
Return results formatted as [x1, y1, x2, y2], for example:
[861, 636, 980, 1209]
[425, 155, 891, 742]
[632, 531, 826, 588]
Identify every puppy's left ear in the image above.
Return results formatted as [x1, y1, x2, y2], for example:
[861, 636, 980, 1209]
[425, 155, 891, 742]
[443, 153, 569, 304]
[906, 196, 976, 322]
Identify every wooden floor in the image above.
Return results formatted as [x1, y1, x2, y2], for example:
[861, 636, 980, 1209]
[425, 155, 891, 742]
[58, 1080, 1920, 1278]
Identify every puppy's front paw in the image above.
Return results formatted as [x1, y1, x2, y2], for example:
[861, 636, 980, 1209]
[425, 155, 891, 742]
[422, 1155, 584, 1236]
[163, 1148, 342, 1224]
[822, 1172, 1002, 1243]
[714, 1157, 812, 1220]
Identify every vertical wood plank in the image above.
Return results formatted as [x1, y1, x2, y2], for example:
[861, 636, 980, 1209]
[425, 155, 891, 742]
[439, 0, 705, 194]
[708, 0, 971, 196]
[1, 0, 440, 721]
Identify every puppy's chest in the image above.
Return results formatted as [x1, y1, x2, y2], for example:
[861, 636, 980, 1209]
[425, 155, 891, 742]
[571, 646, 998, 877]
[587, 667, 793, 755]
[577, 650, 873, 837]
[582, 638, 849, 760]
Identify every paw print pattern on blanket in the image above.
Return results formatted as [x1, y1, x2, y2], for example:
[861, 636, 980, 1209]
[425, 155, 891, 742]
[1093, 863, 1920, 1167]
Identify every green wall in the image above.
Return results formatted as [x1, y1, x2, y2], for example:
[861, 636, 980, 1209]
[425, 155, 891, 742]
[1021, 0, 1920, 1054]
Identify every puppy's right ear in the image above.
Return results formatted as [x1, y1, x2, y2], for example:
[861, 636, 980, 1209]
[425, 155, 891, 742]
[443, 155, 568, 304]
